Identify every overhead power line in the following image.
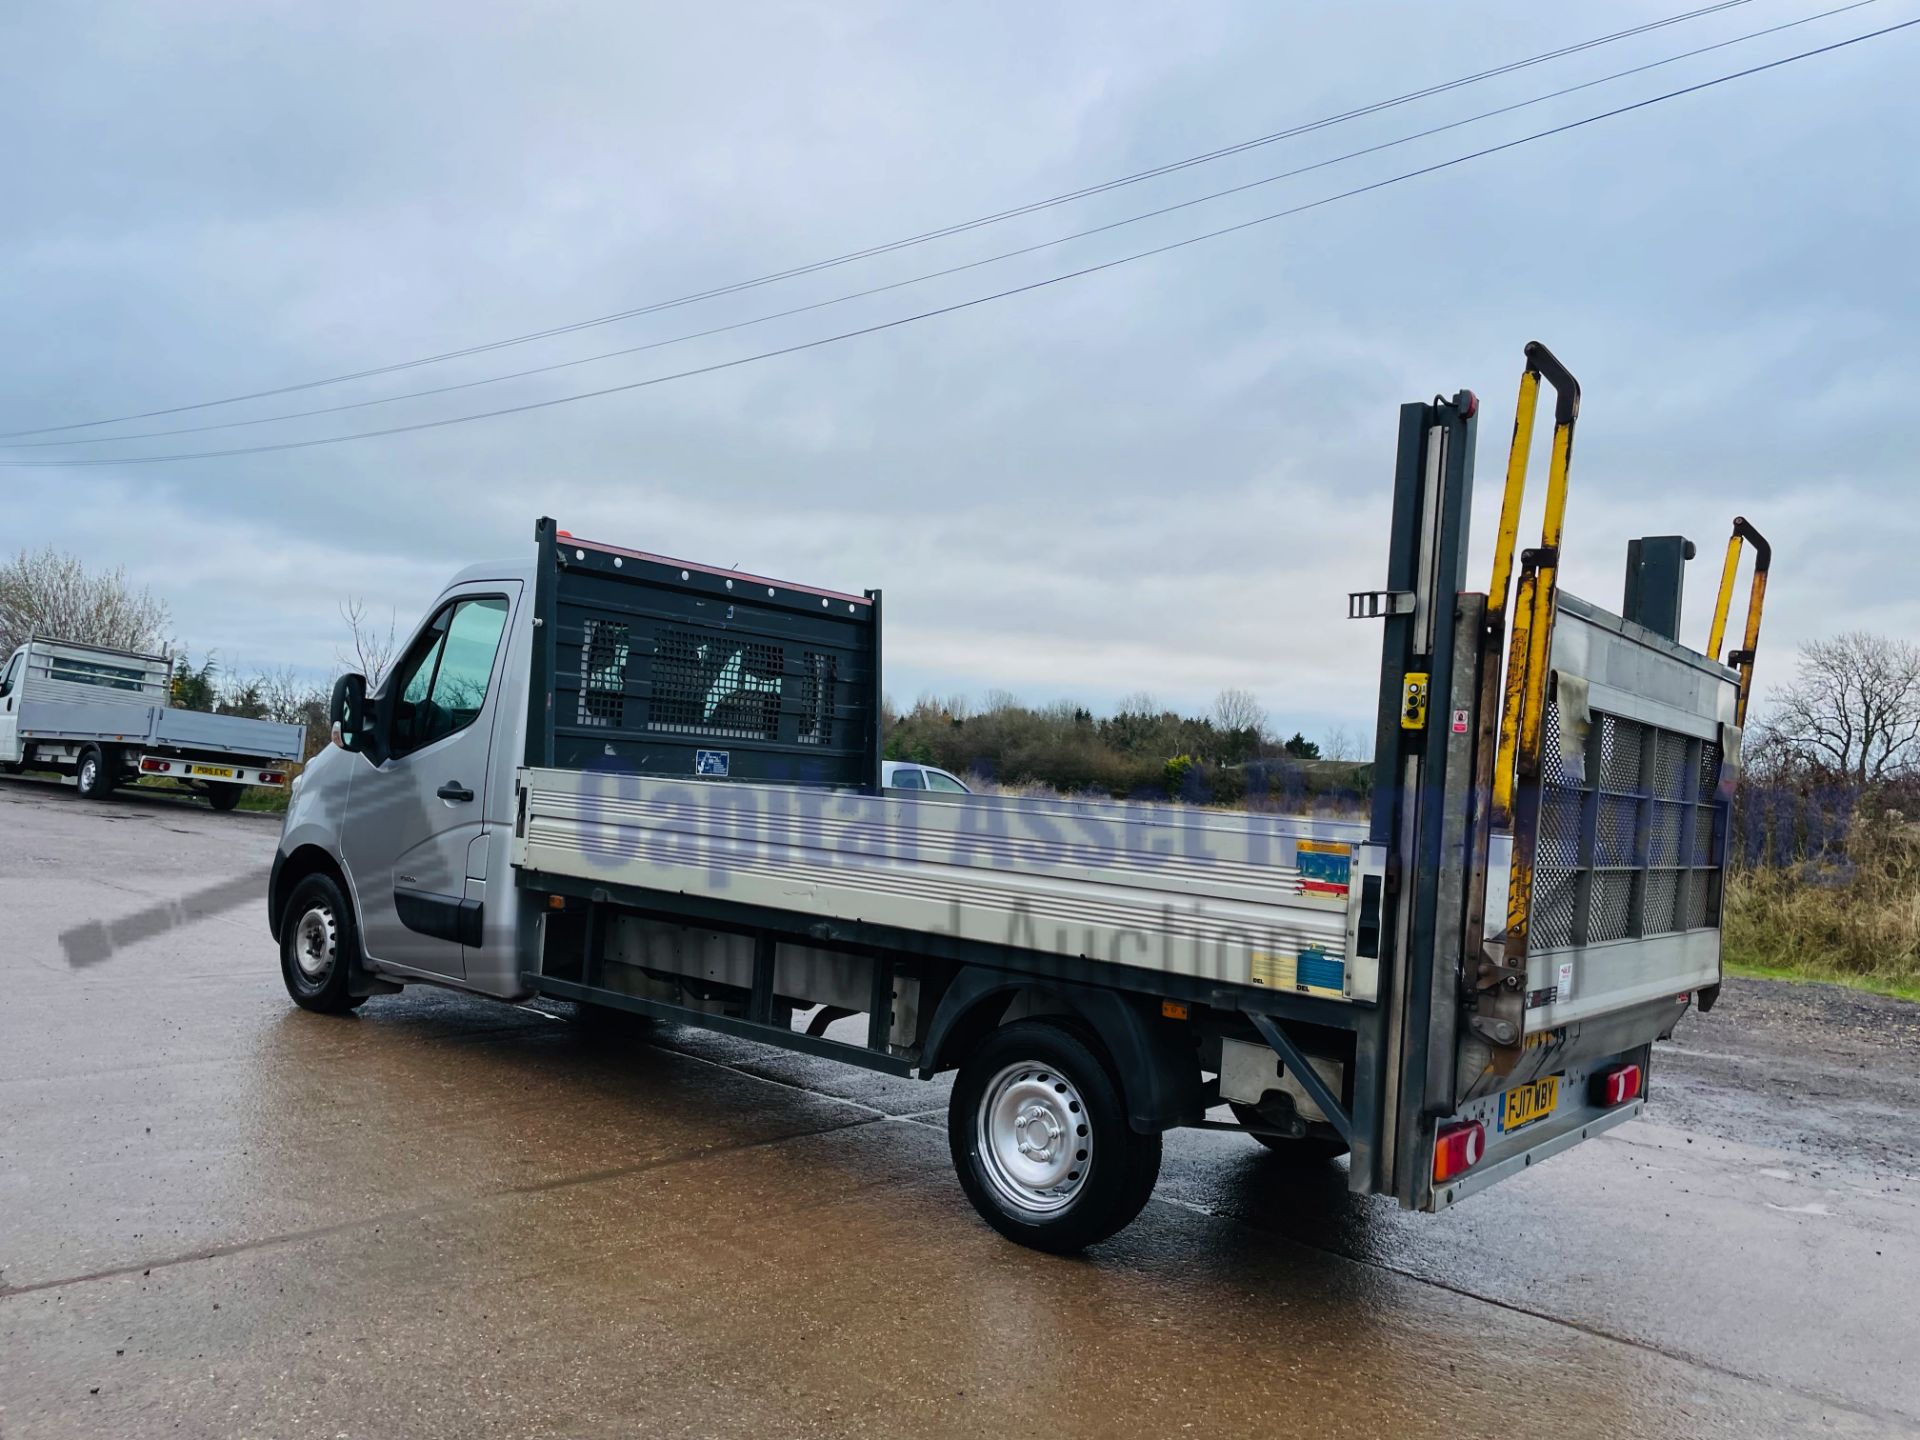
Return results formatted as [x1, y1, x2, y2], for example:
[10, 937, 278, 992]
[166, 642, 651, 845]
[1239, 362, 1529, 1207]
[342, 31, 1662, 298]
[0, 0, 1761, 441]
[7, 0, 1878, 451]
[1, 15, 1911, 470]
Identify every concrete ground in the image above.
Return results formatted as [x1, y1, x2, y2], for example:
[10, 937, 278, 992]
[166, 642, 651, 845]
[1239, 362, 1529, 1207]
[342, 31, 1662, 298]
[2, 772, 1917, 1439]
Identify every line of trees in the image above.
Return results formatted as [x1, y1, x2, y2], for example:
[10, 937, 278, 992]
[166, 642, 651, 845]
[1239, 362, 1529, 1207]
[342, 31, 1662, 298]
[883, 687, 1367, 807]
[1738, 631, 1920, 870]
[168, 653, 328, 729]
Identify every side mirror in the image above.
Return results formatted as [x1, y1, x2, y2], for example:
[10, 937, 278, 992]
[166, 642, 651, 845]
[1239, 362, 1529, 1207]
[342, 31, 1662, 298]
[329, 672, 368, 753]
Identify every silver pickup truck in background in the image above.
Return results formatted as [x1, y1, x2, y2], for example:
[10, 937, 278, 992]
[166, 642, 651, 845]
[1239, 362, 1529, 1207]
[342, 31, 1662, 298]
[0, 637, 306, 811]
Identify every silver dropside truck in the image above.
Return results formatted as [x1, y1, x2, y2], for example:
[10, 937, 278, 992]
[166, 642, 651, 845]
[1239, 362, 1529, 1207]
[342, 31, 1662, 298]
[268, 344, 1772, 1251]
[0, 637, 305, 811]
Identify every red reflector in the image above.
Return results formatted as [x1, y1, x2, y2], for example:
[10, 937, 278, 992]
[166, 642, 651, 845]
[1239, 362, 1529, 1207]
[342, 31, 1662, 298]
[1433, 1120, 1486, 1184]
[1593, 1063, 1642, 1108]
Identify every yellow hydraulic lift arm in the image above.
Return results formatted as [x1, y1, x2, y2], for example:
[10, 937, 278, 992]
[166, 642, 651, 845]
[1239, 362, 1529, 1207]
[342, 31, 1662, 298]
[1706, 516, 1772, 727]
[1463, 341, 1580, 1068]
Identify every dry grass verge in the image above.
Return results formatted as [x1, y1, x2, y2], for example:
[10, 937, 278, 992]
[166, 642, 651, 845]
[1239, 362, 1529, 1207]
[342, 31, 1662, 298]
[1723, 810, 1920, 999]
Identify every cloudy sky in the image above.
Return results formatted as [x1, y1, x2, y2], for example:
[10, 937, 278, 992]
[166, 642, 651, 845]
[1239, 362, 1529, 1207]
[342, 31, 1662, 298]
[4, 1, 1916, 743]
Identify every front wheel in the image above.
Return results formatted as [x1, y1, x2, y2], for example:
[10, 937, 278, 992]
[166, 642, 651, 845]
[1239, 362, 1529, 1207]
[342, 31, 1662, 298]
[280, 873, 368, 1014]
[948, 1019, 1162, 1253]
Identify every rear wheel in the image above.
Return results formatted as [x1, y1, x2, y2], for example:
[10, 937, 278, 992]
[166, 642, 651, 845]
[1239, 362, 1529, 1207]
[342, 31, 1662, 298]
[75, 746, 114, 800]
[949, 1019, 1162, 1253]
[280, 873, 367, 1014]
[206, 784, 243, 812]
[1229, 1101, 1348, 1163]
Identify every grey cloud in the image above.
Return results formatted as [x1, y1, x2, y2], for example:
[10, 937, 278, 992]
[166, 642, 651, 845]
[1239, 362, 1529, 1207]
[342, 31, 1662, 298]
[2, 1, 1915, 729]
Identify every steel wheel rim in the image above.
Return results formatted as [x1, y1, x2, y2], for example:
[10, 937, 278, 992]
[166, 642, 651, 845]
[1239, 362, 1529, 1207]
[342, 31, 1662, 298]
[976, 1060, 1091, 1216]
[293, 905, 336, 980]
[80, 756, 97, 790]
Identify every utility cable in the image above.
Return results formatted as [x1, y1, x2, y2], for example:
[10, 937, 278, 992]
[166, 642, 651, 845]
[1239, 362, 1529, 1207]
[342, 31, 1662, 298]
[5, 0, 1878, 451]
[0, 0, 1760, 439]
[1, 15, 1909, 469]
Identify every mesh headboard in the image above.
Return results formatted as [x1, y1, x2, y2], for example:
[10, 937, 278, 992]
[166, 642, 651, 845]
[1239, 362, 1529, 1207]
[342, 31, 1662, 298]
[528, 519, 880, 788]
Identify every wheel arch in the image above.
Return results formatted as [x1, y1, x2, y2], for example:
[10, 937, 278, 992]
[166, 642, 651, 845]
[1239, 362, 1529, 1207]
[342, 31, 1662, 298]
[268, 844, 352, 944]
[922, 966, 1202, 1134]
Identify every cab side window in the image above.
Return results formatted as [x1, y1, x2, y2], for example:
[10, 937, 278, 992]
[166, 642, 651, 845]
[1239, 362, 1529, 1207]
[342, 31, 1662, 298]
[0, 652, 20, 698]
[892, 767, 925, 789]
[385, 596, 509, 759]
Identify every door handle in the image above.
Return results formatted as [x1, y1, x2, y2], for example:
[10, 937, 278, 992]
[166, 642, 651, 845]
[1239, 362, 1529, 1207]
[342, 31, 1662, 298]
[437, 781, 475, 803]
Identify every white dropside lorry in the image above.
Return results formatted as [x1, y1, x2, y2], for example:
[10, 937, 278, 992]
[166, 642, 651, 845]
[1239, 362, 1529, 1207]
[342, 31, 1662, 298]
[268, 344, 1772, 1251]
[0, 637, 305, 811]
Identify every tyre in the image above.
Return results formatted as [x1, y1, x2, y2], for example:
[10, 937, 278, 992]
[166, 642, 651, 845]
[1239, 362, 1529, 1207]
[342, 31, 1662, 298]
[206, 784, 243, 812]
[279, 873, 368, 1014]
[1229, 1101, 1348, 1163]
[75, 746, 115, 800]
[948, 1018, 1162, 1253]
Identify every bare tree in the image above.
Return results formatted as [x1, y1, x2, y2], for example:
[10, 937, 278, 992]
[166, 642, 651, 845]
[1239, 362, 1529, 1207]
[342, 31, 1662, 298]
[1319, 722, 1365, 762]
[0, 547, 170, 659]
[217, 677, 267, 719]
[337, 598, 399, 689]
[1760, 631, 1920, 785]
[1212, 687, 1268, 739]
[251, 665, 330, 728]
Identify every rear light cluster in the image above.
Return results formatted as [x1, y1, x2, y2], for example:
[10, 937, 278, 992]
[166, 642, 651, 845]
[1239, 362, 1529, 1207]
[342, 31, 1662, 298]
[1432, 1121, 1485, 1183]
[139, 758, 286, 785]
[1435, 1063, 1645, 1188]
[1591, 1063, 1642, 1108]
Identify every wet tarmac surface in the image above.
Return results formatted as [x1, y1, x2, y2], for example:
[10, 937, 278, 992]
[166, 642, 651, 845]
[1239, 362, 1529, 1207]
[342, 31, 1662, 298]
[3, 774, 1918, 1438]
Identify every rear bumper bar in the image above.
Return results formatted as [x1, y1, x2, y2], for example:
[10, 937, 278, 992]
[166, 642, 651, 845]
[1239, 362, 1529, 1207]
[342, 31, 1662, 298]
[1427, 1093, 1644, 1211]
[137, 754, 290, 787]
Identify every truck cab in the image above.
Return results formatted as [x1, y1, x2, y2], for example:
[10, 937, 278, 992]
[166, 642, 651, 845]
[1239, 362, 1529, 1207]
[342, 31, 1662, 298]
[0, 646, 24, 765]
[272, 561, 535, 993]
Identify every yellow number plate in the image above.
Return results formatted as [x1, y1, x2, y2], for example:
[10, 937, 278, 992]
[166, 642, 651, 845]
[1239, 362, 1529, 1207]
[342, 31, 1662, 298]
[189, 764, 236, 779]
[1501, 1075, 1561, 1133]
